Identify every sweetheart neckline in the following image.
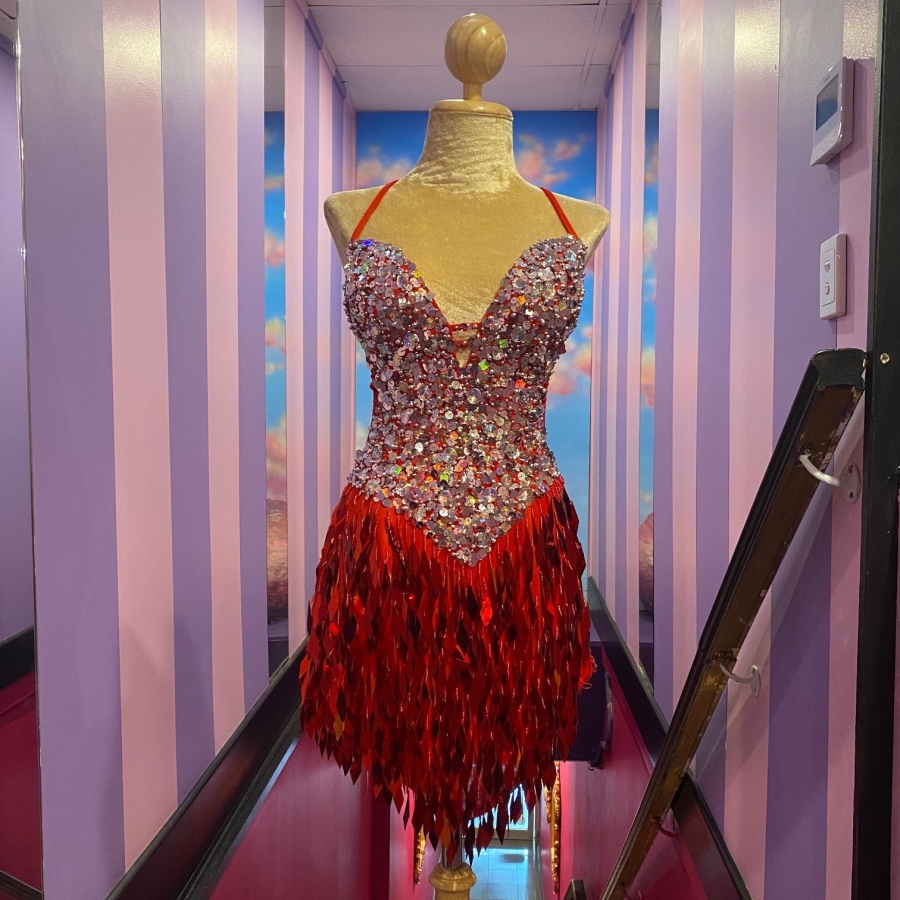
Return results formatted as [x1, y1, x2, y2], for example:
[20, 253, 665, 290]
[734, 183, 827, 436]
[346, 235, 586, 372]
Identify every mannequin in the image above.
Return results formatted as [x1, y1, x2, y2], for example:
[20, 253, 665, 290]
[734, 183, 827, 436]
[325, 16, 610, 350]
[318, 14, 610, 898]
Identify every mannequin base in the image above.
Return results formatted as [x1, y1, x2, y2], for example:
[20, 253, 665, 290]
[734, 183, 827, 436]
[428, 861, 477, 899]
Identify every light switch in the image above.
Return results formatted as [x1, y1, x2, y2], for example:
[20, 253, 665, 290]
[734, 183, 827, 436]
[820, 234, 847, 320]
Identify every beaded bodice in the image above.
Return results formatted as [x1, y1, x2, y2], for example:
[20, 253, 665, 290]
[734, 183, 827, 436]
[344, 229, 586, 566]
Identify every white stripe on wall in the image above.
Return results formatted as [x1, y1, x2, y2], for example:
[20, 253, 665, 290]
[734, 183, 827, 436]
[205, 0, 246, 750]
[104, 0, 178, 864]
[588, 105, 608, 581]
[285, 0, 307, 652]
[669, 0, 702, 707]
[722, 2, 779, 892]
[626, 0, 648, 659]
[316, 52, 334, 548]
[340, 98, 356, 480]
[604, 64, 624, 613]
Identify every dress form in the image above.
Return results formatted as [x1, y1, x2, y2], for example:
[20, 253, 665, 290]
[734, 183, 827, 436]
[322, 15, 608, 897]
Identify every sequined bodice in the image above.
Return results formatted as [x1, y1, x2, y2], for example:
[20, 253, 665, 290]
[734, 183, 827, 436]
[344, 233, 586, 566]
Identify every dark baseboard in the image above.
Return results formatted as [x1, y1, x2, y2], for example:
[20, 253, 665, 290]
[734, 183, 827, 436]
[181, 723, 301, 898]
[588, 583, 667, 764]
[0, 628, 35, 693]
[587, 578, 750, 900]
[0, 870, 41, 900]
[564, 642, 608, 764]
[267, 635, 289, 676]
[105, 642, 306, 900]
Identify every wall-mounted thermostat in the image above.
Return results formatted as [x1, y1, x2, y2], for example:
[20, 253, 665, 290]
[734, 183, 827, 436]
[820, 234, 847, 320]
[811, 59, 854, 165]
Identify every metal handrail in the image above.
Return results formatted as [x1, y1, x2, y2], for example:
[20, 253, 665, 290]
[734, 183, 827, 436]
[601, 348, 866, 900]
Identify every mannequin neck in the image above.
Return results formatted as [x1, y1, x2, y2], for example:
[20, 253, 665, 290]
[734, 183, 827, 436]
[404, 108, 523, 192]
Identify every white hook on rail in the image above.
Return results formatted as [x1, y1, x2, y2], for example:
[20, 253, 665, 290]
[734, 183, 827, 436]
[799, 452, 861, 504]
[719, 662, 761, 697]
[799, 452, 841, 486]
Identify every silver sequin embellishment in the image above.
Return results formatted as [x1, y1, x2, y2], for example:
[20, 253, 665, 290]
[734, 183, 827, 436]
[344, 237, 586, 566]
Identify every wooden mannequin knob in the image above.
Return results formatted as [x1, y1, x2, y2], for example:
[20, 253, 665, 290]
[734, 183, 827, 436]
[444, 14, 507, 102]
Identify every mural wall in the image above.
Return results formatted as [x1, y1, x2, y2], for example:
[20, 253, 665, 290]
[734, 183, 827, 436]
[20, 0, 265, 892]
[19, 0, 354, 897]
[265, 2, 357, 661]
[591, 1, 649, 666]
[281, 0, 359, 658]
[591, 0, 877, 897]
[354, 110, 598, 536]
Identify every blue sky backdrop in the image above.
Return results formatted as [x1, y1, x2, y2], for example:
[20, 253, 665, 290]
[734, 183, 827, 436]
[640, 110, 659, 527]
[265, 112, 287, 503]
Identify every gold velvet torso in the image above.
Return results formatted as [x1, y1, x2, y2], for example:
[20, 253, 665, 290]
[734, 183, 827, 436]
[324, 108, 610, 332]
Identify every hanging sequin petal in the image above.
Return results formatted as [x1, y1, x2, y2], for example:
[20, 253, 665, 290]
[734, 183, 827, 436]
[299, 476, 591, 859]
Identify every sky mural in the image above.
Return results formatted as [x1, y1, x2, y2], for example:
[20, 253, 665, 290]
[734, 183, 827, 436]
[265, 112, 288, 628]
[640, 109, 659, 614]
[354, 110, 598, 535]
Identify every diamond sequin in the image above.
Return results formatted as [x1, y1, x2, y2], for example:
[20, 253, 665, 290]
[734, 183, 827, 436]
[343, 236, 586, 566]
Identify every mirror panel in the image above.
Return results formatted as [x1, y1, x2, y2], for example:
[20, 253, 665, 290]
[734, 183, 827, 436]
[0, 1, 41, 893]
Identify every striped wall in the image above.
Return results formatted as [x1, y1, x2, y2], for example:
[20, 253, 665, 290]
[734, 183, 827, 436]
[594, 0, 648, 664]
[589, 0, 877, 895]
[18, 0, 353, 896]
[284, 0, 357, 653]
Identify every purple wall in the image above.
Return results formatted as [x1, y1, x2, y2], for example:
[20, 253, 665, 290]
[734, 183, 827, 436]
[17, 0, 356, 895]
[18, 0, 266, 893]
[19, 0, 126, 894]
[0, 43, 34, 643]
[593, 0, 877, 896]
[159, 0, 216, 803]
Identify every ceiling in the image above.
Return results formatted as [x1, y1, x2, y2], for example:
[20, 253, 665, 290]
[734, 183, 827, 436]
[647, 0, 661, 108]
[266, 0, 653, 112]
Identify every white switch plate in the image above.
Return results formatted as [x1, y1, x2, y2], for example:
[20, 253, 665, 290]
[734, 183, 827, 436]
[820, 233, 847, 320]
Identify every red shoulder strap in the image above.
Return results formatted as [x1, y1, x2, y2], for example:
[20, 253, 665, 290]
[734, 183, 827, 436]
[351, 180, 398, 242]
[352, 181, 579, 242]
[540, 187, 580, 240]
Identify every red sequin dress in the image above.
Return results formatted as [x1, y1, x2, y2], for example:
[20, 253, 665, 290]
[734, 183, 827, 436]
[299, 181, 594, 859]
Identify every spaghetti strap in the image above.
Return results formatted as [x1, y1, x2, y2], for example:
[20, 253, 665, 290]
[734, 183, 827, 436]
[350, 180, 398, 242]
[540, 187, 580, 241]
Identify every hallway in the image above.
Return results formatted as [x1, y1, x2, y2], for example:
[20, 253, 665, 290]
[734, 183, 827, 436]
[470, 846, 543, 900]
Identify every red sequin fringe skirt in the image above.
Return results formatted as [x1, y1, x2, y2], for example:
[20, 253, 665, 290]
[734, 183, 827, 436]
[298, 476, 594, 859]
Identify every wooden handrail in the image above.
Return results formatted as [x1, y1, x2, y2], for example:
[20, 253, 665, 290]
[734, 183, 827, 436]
[602, 348, 865, 900]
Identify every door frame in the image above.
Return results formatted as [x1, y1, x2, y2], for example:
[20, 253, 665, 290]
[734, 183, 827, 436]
[852, 0, 900, 895]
